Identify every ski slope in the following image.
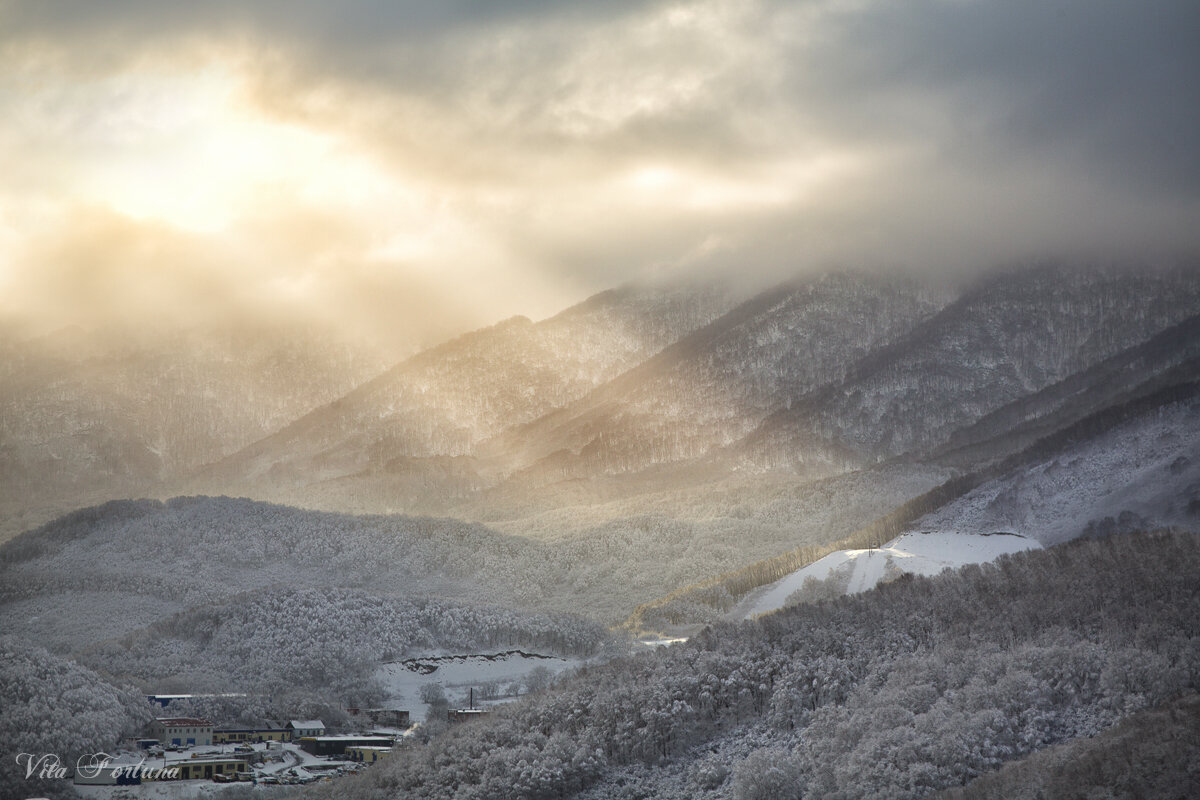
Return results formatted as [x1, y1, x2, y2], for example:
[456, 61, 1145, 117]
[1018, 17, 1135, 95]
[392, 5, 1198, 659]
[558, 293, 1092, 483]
[736, 530, 1041, 619]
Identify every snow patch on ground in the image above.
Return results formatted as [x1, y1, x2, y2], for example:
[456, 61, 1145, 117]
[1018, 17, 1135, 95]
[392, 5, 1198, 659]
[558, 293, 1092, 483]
[375, 650, 582, 721]
[637, 636, 690, 648]
[736, 397, 1200, 621]
[736, 530, 1041, 619]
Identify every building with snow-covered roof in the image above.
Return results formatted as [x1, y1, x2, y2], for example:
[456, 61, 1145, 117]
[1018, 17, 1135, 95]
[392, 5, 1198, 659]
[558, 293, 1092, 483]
[298, 735, 394, 757]
[214, 722, 286, 743]
[287, 719, 325, 740]
[148, 717, 213, 747]
[448, 708, 491, 723]
[170, 755, 252, 781]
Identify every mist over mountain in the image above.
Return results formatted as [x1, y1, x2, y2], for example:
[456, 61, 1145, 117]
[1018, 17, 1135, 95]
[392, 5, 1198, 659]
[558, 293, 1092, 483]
[0, 322, 395, 540]
[4, 1, 1200, 795]
[162, 261, 1200, 529]
[742, 263, 1200, 467]
[4, 261, 1197, 543]
[483, 271, 951, 487]
[191, 280, 742, 505]
[3, 259, 1199, 800]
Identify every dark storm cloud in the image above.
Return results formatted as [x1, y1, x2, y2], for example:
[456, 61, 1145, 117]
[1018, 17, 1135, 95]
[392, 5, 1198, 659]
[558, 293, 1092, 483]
[0, 0, 660, 48]
[787, 0, 1200, 199]
[1, 0, 1197, 346]
[8, 0, 1195, 202]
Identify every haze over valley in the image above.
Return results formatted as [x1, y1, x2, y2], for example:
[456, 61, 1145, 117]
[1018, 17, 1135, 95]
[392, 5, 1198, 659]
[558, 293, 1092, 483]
[2, 1, 1200, 798]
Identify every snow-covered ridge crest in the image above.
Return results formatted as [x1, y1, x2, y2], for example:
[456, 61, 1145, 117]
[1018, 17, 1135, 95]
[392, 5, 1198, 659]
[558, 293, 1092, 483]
[737, 529, 1041, 619]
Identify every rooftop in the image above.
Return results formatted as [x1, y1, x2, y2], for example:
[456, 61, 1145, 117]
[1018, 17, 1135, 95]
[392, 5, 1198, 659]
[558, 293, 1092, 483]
[154, 717, 212, 727]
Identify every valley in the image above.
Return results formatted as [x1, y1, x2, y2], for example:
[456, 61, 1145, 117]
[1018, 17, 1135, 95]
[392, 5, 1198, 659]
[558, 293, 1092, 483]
[2, 263, 1199, 799]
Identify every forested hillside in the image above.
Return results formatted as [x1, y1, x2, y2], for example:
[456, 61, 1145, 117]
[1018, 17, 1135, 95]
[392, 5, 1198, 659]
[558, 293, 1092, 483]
[79, 587, 610, 703]
[484, 271, 949, 483]
[0, 463, 952, 651]
[0, 638, 152, 800]
[296, 529, 1200, 800]
[742, 264, 1200, 467]
[192, 281, 740, 506]
[166, 263, 1200, 535]
[0, 323, 390, 541]
[0, 497, 556, 651]
[930, 314, 1200, 469]
[935, 692, 1200, 800]
[921, 387, 1200, 545]
[626, 378, 1200, 631]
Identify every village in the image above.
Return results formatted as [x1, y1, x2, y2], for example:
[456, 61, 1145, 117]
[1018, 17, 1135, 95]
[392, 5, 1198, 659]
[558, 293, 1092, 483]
[56, 646, 589, 796]
[71, 694, 494, 792]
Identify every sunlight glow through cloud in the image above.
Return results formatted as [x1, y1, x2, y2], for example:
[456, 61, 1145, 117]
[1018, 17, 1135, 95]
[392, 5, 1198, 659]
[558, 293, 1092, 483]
[0, 0, 1196, 348]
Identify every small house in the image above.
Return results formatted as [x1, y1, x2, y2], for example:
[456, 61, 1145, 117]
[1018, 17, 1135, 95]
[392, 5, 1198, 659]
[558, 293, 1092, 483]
[287, 719, 325, 740]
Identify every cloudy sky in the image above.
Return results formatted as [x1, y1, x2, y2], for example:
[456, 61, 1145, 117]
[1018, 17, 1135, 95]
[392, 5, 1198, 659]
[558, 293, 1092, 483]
[1, 0, 1197, 349]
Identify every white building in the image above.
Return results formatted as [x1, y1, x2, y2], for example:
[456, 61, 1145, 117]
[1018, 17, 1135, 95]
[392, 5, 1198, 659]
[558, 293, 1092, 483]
[287, 719, 325, 740]
[148, 717, 213, 747]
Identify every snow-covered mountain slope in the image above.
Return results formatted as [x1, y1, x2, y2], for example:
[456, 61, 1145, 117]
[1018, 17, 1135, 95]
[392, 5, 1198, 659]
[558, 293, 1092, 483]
[191, 281, 740, 498]
[919, 389, 1200, 546]
[484, 271, 950, 484]
[624, 373, 1200, 633]
[8, 474, 952, 647]
[735, 530, 1042, 619]
[0, 324, 390, 541]
[161, 263, 1200, 525]
[743, 264, 1200, 466]
[930, 316, 1200, 469]
[486, 263, 1199, 499]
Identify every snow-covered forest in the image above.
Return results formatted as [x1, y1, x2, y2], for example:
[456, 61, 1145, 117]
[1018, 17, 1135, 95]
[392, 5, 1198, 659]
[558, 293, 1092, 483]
[81, 587, 611, 702]
[0, 467, 949, 645]
[291, 529, 1200, 800]
[0, 638, 152, 799]
[2, 263, 1199, 799]
[3, 0, 1200, 791]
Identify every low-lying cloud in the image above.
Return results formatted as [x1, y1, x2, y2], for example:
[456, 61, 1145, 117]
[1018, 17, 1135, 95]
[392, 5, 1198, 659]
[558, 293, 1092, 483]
[1, 0, 1196, 349]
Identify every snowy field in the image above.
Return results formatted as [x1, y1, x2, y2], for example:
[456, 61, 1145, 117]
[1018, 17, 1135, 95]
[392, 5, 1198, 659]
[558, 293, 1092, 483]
[735, 530, 1041, 619]
[375, 650, 583, 720]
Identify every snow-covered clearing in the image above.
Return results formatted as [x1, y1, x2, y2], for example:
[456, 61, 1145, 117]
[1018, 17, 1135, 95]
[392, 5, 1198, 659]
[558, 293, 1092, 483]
[375, 650, 582, 721]
[736, 530, 1041, 619]
[638, 636, 690, 648]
